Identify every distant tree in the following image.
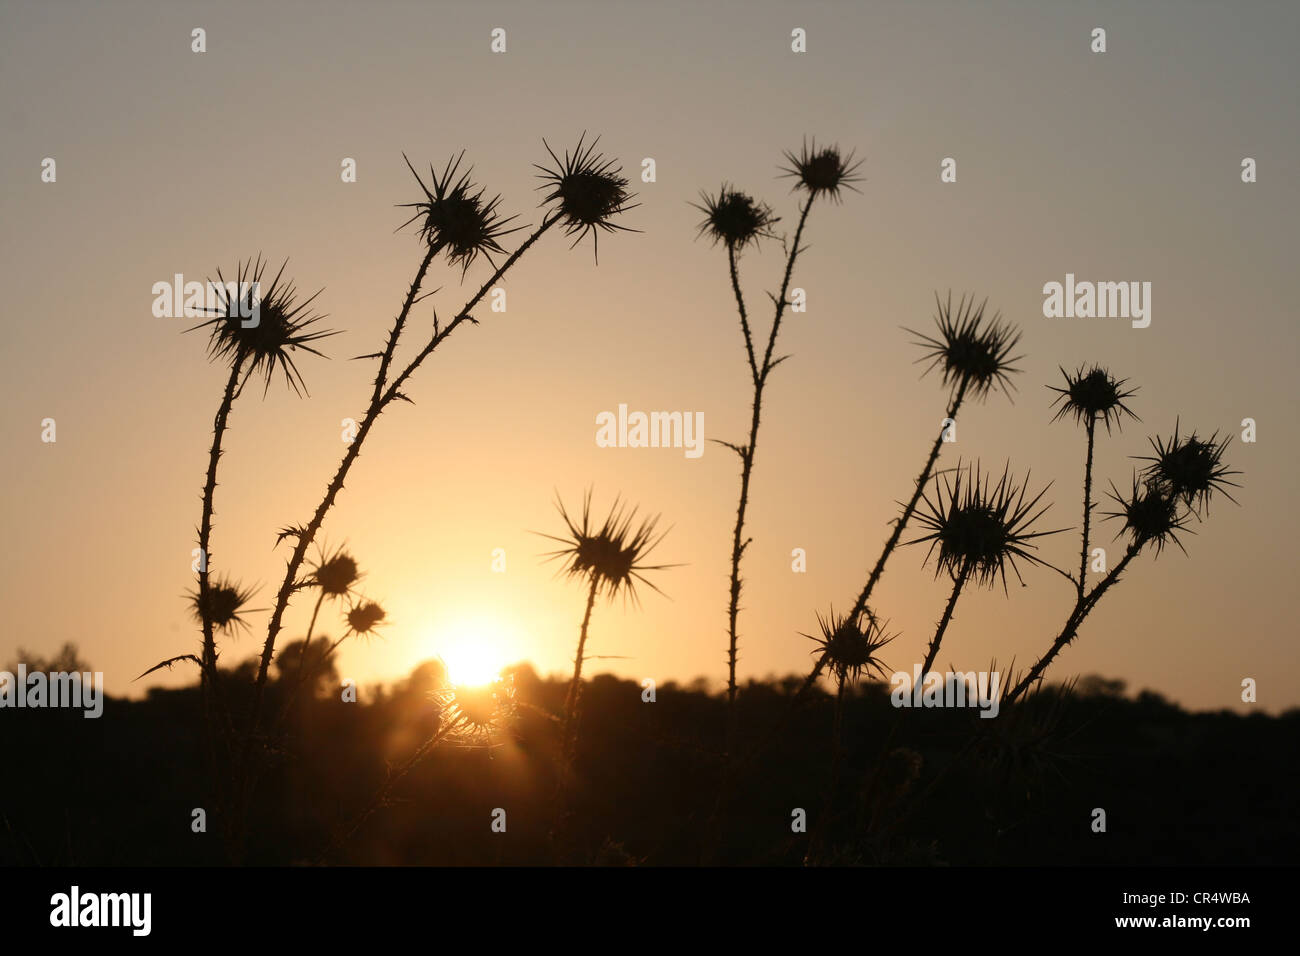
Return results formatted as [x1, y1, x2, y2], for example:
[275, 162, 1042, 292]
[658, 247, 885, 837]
[275, 638, 340, 698]
[5, 642, 91, 674]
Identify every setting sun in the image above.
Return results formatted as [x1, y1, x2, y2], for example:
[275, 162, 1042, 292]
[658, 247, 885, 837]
[435, 617, 516, 686]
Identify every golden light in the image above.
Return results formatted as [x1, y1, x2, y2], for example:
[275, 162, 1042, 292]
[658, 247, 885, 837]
[435, 616, 515, 687]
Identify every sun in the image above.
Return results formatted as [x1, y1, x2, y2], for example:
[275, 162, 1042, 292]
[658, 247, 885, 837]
[435, 616, 515, 687]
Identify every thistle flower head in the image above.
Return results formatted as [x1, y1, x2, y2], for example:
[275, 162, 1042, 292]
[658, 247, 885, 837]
[907, 292, 1023, 402]
[908, 461, 1065, 591]
[536, 134, 638, 260]
[343, 599, 386, 640]
[188, 256, 337, 396]
[1048, 364, 1139, 434]
[398, 152, 521, 272]
[779, 138, 863, 202]
[538, 489, 673, 604]
[692, 185, 779, 251]
[430, 673, 516, 747]
[309, 544, 361, 598]
[1137, 422, 1239, 516]
[189, 576, 257, 635]
[803, 608, 894, 684]
[1103, 475, 1193, 556]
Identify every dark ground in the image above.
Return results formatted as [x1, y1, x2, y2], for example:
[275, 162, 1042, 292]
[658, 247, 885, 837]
[2, 653, 1296, 866]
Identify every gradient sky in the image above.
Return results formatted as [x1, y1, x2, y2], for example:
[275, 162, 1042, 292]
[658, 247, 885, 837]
[2, 0, 1297, 711]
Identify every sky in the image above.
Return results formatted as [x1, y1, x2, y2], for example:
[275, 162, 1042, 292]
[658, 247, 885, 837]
[2, 0, 1297, 712]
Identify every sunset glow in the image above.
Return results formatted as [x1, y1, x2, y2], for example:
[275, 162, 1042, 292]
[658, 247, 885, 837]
[435, 617, 516, 687]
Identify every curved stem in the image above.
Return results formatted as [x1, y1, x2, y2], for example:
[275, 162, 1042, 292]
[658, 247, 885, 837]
[1077, 415, 1097, 602]
[1006, 541, 1142, 704]
[849, 381, 968, 625]
[197, 360, 245, 681]
[921, 564, 969, 677]
[728, 244, 758, 383]
[724, 197, 815, 741]
[249, 216, 559, 759]
[563, 573, 600, 762]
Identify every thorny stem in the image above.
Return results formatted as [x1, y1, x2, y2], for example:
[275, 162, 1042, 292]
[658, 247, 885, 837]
[921, 564, 970, 678]
[563, 573, 600, 763]
[1006, 540, 1142, 704]
[1078, 415, 1097, 602]
[197, 361, 245, 683]
[553, 573, 600, 861]
[709, 378, 973, 842]
[724, 196, 815, 743]
[195, 359, 245, 858]
[728, 245, 758, 382]
[796, 380, 970, 709]
[250, 217, 558, 734]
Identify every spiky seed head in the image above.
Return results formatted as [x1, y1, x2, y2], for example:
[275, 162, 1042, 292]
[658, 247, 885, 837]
[536, 134, 638, 261]
[188, 256, 337, 396]
[907, 292, 1022, 402]
[1103, 475, 1192, 556]
[1048, 365, 1140, 434]
[397, 152, 521, 272]
[189, 576, 257, 635]
[538, 489, 673, 604]
[907, 461, 1065, 591]
[804, 608, 894, 684]
[430, 673, 516, 746]
[344, 600, 386, 639]
[779, 138, 863, 202]
[310, 545, 361, 598]
[692, 186, 779, 251]
[1137, 423, 1239, 517]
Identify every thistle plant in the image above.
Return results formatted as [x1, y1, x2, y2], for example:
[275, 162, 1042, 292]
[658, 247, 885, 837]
[539, 489, 672, 762]
[151, 137, 634, 862]
[693, 139, 861, 748]
[240, 138, 634, 814]
[252, 138, 635, 752]
[1005, 422, 1239, 704]
[184, 256, 335, 697]
[1048, 365, 1139, 601]
[800, 607, 892, 861]
[907, 462, 1064, 676]
[791, 296, 1022, 704]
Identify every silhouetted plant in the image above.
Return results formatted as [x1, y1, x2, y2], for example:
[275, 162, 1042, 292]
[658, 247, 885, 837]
[253, 138, 636, 770]
[1048, 364, 1139, 601]
[180, 256, 334, 779]
[693, 139, 860, 752]
[1005, 421, 1238, 704]
[156, 137, 634, 862]
[539, 489, 672, 761]
[801, 607, 893, 860]
[907, 461, 1064, 675]
[790, 295, 1023, 705]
